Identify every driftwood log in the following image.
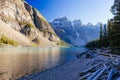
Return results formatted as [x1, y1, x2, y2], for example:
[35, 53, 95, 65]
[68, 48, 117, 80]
[79, 61, 104, 76]
[92, 64, 107, 80]
[87, 69, 102, 80]
[107, 68, 117, 80]
[79, 49, 120, 80]
[79, 73, 91, 80]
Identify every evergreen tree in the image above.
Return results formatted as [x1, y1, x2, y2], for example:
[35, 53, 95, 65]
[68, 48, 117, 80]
[103, 24, 107, 47]
[107, 19, 114, 46]
[100, 23, 103, 47]
[104, 25, 107, 39]
[110, 0, 120, 54]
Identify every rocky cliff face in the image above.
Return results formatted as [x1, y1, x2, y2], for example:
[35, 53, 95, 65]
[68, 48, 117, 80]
[0, 0, 60, 46]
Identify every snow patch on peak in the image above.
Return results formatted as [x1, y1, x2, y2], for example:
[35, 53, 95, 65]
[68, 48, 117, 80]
[51, 17, 100, 46]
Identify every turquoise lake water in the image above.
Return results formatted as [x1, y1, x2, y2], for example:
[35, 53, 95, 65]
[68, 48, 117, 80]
[0, 47, 86, 79]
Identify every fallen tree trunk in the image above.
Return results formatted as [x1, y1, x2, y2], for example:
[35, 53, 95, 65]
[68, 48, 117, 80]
[107, 68, 117, 80]
[92, 64, 107, 80]
[79, 73, 91, 80]
[79, 61, 104, 76]
[87, 68, 102, 80]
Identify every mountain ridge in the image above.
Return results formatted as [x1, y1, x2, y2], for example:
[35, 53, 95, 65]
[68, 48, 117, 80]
[51, 16, 100, 46]
[0, 0, 63, 47]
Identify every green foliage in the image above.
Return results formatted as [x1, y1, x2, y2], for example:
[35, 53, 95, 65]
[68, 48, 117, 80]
[20, 23, 35, 36]
[86, 24, 108, 48]
[103, 24, 108, 47]
[31, 43, 38, 47]
[107, 20, 113, 45]
[18, 21, 27, 26]
[98, 24, 108, 47]
[111, 0, 120, 15]
[86, 0, 120, 54]
[0, 35, 18, 46]
[25, 24, 35, 28]
[19, 21, 35, 28]
[108, 0, 120, 54]
[86, 39, 100, 48]
[99, 23, 103, 47]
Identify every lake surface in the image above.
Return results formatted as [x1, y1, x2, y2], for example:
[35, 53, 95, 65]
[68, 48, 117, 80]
[0, 47, 86, 80]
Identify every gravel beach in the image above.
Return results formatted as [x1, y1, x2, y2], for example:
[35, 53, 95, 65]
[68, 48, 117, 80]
[20, 50, 110, 80]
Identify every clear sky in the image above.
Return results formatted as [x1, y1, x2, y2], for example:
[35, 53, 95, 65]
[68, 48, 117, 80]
[25, 0, 114, 25]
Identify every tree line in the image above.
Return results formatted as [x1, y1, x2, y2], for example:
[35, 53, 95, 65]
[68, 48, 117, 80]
[86, 0, 120, 54]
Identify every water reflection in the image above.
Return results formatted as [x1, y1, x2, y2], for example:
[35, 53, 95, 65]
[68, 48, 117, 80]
[0, 47, 85, 80]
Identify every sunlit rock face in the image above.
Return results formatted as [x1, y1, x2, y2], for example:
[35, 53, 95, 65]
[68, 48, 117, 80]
[51, 17, 100, 46]
[0, 0, 60, 46]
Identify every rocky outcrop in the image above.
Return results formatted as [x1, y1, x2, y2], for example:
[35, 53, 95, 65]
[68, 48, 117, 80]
[0, 0, 61, 46]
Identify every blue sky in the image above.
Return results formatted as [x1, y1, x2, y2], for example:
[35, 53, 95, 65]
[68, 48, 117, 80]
[26, 0, 114, 25]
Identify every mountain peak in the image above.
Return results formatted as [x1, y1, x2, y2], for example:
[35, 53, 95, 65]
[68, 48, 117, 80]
[73, 20, 83, 26]
[53, 16, 68, 22]
[86, 23, 94, 27]
[51, 17, 100, 46]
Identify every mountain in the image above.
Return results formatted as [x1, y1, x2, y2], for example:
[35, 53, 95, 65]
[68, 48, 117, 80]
[0, 0, 62, 47]
[51, 16, 100, 46]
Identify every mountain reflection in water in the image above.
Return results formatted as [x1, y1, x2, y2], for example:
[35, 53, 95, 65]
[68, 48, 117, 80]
[0, 47, 86, 80]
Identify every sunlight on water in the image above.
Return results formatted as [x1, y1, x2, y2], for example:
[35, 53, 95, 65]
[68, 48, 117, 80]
[0, 47, 86, 80]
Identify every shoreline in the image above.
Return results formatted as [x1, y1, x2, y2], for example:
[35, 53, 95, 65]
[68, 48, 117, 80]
[20, 49, 112, 80]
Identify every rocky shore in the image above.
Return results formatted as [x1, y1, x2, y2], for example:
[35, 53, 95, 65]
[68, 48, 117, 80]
[19, 48, 120, 80]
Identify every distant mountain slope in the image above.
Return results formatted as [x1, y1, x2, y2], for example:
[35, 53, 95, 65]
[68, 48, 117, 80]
[51, 16, 100, 46]
[0, 0, 61, 47]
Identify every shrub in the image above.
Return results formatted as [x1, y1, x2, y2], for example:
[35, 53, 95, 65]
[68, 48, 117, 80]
[31, 43, 38, 47]
[0, 35, 18, 46]
[25, 24, 35, 28]
[20, 24, 35, 36]
[19, 21, 35, 28]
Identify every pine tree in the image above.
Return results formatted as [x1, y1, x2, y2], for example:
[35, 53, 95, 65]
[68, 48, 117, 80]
[107, 20, 114, 46]
[103, 24, 107, 47]
[100, 23, 103, 47]
[104, 25, 107, 39]
[110, 0, 120, 54]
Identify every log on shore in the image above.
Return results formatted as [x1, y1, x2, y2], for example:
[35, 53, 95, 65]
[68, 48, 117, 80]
[92, 64, 107, 80]
[87, 68, 102, 80]
[107, 68, 117, 80]
[79, 73, 91, 80]
[79, 61, 104, 76]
